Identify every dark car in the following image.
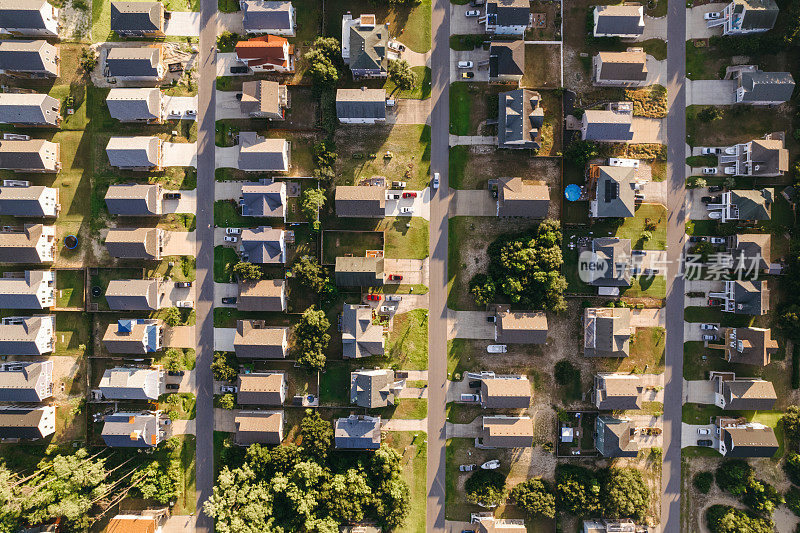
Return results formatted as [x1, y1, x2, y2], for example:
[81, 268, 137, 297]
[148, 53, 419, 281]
[221, 297, 237, 305]
[235, 93, 243, 100]
[164, 192, 181, 200]
[230, 65, 249, 74]
[697, 439, 713, 447]
[708, 185, 723, 193]
[468, 380, 481, 388]
[486, 315, 496, 323]
[175, 281, 192, 288]
[688, 236, 703, 242]
[701, 196, 713, 203]
[708, 298, 721, 306]
[166, 384, 180, 390]
[168, 370, 185, 377]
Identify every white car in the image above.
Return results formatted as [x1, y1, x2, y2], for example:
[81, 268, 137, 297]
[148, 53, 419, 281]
[224, 236, 238, 243]
[702, 167, 717, 175]
[724, 166, 736, 174]
[709, 237, 725, 244]
[176, 300, 193, 308]
[704, 11, 721, 19]
[457, 61, 474, 69]
[487, 344, 507, 353]
[459, 464, 476, 471]
[385, 295, 402, 302]
[432, 172, 440, 189]
[708, 210, 722, 219]
[701, 147, 719, 155]
[698, 428, 711, 435]
[465, 9, 480, 16]
[700, 323, 717, 330]
[220, 385, 238, 393]
[400, 206, 414, 214]
[380, 305, 393, 313]
[460, 393, 480, 402]
[225, 227, 241, 235]
[387, 193, 401, 200]
[725, 146, 737, 155]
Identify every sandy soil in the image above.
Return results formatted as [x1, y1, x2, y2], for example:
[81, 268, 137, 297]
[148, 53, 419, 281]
[60, 0, 90, 40]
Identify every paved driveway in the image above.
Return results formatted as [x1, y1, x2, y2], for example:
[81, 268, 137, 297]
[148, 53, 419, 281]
[636, 15, 667, 41]
[400, 48, 431, 68]
[447, 310, 495, 339]
[645, 57, 667, 86]
[214, 282, 238, 306]
[385, 189, 430, 219]
[213, 327, 236, 351]
[681, 423, 719, 449]
[162, 142, 198, 167]
[631, 117, 665, 144]
[164, 12, 201, 36]
[162, 231, 196, 256]
[384, 258, 427, 285]
[392, 293, 430, 314]
[449, 4, 483, 34]
[215, 146, 239, 168]
[446, 420, 481, 438]
[686, 187, 713, 220]
[450, 49, 489, 82]
[216, 90, 248, 120]
[685, 79, 736, 105]
[163, 326, 196, 348]
[399, 386, 428, 399]
[215, 180, 243, 200]
[686, 4, 727, 40]
[684, 321, 720, 341]
[170, 419, 196, 435]
[640, 181, 666, 205]
[217, 12, 244, 34]
[449, 190, 496, 216]
[163, 95, 199, 119]
[449, 135, 497, 146]
[164, 284, 196, 307]
[166, 369, 196, 393]
[163, 516, 197, 533]
[388, 99, 431, 125]
[214, 408, 236, 432]
[216, 53, 248, 76]
[382, 418, 428, 431]
[445, 378, 478, 403]
[685, 380, 716, 404]
[629, 307, 666, 328]
[162, 189, 197, 214]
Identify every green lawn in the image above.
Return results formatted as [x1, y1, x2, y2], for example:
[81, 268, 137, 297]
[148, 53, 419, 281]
[322, 230, 383, 265]
[159, 393, 196, 420]
[319, 362, 351, 406]
[599, 204, 667, 250]
[604, 326, 666, 373]
[384, 217, 429, 260]
[681, 406, 785, 459]
[214, 246, 239, 283]
[383, 309, 429, 370]
[214, 199, 279, 227]
[449, 83, 473, 136]
[449, 146, 469, 189]
[377, 398, 428, 420]
[55, 312, 91, 357]
[386, 432, 427, 533]
[92, 0, 199, 41]
[56, 269, 85, 309]
[169, 435, 197, 515]
[687, 104, 796, 149]
[324, 0, 431, 53]
[385, 66, 431, 100]
[621, 275, 667, 299]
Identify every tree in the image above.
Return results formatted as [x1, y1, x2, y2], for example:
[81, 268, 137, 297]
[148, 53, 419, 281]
[326, 468, 373, 523]
[706, 504, 774, 533]
[302, 188, 326, 227]
[304, 37, 342, 90]
[216, 31, 241, 52]
[698, 107, 724, 122]
[787, 486, 800, 517]
[218, 393, 235, 410]
[715, 460, 753, 496]
[162, 348, 183, 371]
[293, 255, 330, 293]
[784, 406, 800, 441]
[554, 360, 578, 386]
[469, 273, 496, 305]
[79, 48, 96, 74]
[510, 478, 555, 519]
[602, 468, 650, 521]
[787, 452, 800, 485]
[555, 465, 601, 516]
[694, 177, 707, 188]
[233, 261, 262, 281]
[563, 140, 598, 168]
[300, 409, 332, 460]
[693, 471, 714, 494]
[163, 307, 182, 327]
[465, 469, 506, 507]
[212, 351, 238, 382]
[743, 478, 783, 516]
[136, 460, 180, 504]
[294, 306, 331, 371]
[387, 60, 415, 92]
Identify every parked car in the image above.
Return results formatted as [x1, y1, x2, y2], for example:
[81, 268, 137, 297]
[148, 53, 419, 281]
[168, 370, 185, 377]
[459, 464, 476, 472]
[176, 300, 193, 308]
[166, 384, 180, 390]
[702, 334, 719, 342]
[163, 192, 181, 200]
[700, 323, 717, 330]
[226, 227, 241, 235]
[460, 393, 480, 402]
[701, 196, 713, 203]
[698, 428, 710, 435]
[486, 315, 496, 323]
[465, 9, 480, 16]
[221, 297, 237, 304]
[402, 192, 417, 199]
[387, 193, 400, 200]
[175, 281, 192, 288]
[461, 71, 475, 79]
[380, 305, 393, 313]
[220, 385, 238, 393]
[400, 206, 414, 214]
[389, 274, 403, 281]
[432, 172, 440, 189]
[632, 250, 645, 256]
[366, 294, 381, 301]
[708, 185, 723, 192]
[697, 439, 713, 447]
[230, 65, 249, 74]
[708, 297, 722, 306]
[468, 380, 482, 388]
[224, 236, 238, 243]
[701, 147, 720, 154]
[481, 460, 500, 470]
[702, 167, 717, 175]
[487, 344, 507, 353]
[392, 181, 407, 188]
[709, 237, 725, 244]
[725, 146, 736, 155]
[704, 11, 721, 19]
[724, 166, 736, 174]
[385, 295, 402, 302]
[688, 236, 704, 242]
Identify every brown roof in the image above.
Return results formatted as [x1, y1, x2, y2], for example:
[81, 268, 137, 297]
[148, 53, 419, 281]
[233, 321, 287, 359]
[237, 279, 285, 311]
[732, 233, 771, 271]
[496, 307, 547, 344]
[236, 372, 284, 405]
[241, 80, 283, 117]
[105, 516, 157, 533]
[234, 410, 283, 445]
[480, 377, 531, 409]
[335, 185, 386, 217]
[482, 416, 533, 448]
[497, 177, 549, 218]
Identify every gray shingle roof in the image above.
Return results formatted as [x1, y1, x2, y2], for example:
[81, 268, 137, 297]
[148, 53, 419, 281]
[105, 227, 161, 259]
[105, 183, 160, 216]
[111, 1, 162, 33]
[593, 374, 642, 410]
[584, 307, 631, 357]
[489, 40, 524, 79]
[346, 16, 388, 73]
[106, 88, 161, 122]
[106, 136, 160, 168]
[0, 315, 53, 356]
[0, 361, 51, 402]
[595, 415, 638, 457]
[739, 70, 795, 103]
[105, 47, 160, 77]
[0, 185, 58, 217]
[334, 415, 381, 449]
[350, 368, 399, 408]
[593, 4, 644, 35]
[237, 279, 285, 311]
[497, 177, 549, 217]
[0, 40, 58, 75]
[582, 109, 634, 141]
[241, 0, 293, 32]
[99, 367, 161, 400]
[479, 377, 531, 409]
[0, 139, 59, 171]
[486, 0, 530, 27]
[236, 372, 285, 405]
[0, 0, 52, 30]
[234, 320, 287, 359]
[731, 188, 773, 221]
[587, 237, 632, 286]
[105, 279, 161, 311]
[0, 224, 53, 263]
[593, 166, 636, 217]
[240, 180, 285, 218]
[732, 280, 770, 315]
[336, 88, 386, 120]
[722, 379, 777, 410]
[335, 257, 384, 286]
[335, 185, 386, 217]
[234, 410, 283, 445]
[0, 270, 52, 309]
[238, 132, 288, 171]
[733, 0, 779, 31]
[0, 93, 59, 126]
[342, 304, 384, 358]
[101, 411, 159, 447]
[498, 89, 544, 150]
[0, 405, 53, 440]
[239, 227, 284, 264]
[595, 50, 647, 82]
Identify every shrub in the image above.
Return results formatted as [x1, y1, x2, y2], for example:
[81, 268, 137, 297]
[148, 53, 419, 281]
[218, 393, 235, 410]
[510, 478, 555, 519]
[715, 460, 752, 496]
[787, 486, 800, 517]
[693, 472, 713, 494]
[554, 360, 578, 386]
[465, 469, 506, 507]
[785, 452, 800, 485]
[163, 307, 181, 327]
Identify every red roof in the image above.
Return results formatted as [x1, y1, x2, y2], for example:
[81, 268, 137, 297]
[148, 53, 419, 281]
[235, 35, 290, 68]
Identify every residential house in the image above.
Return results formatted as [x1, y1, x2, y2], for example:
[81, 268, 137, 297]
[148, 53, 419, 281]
[480, 415, 533, 448]
[583, 307, 632, 357]
[479, 376, 531, 409]
[110, 1, 165, 37]
[496, 177, 549, 217]
[350, 368, 404, 408]
[581, 104, 634, 142]
[105, 46, 164, 80]
[717, 416, 778, 457]
[105, 227, 163, 260]
[235, 35, 294, 73]
[593, 49, 647, 87]
[0, 0, 59, 37]
[721, 326, 778, 365]
[0, 405, 55, 440]
[0, 360, 53, 402]
[588, 165, 636, 218]
[106, 136, 162, 171]
[237, 372, 287, 405]
[240, 80, 288, 120]
[105, 183, 162, 216]
[494, 306, 547, 344]
[595, 415, 638, 457]
[497, 89, 544, 150]
[728, 233, 770, 273]
[710, 371, 777, 410]
[237, 279, 286, 312]
[0, 93, 60, 126]
[0, 138, 60, 172]
[0, 40, 58, 78]
[335, 257, 384, 287]
[105, 279, 164, 311]
[341, 14, 388, 79]
[709, 188, 773, 223]
[239, 226, 286, 264]
[342, 304, 385, 358]
[0, 184, 59, 217]
[102, 319, 162, 355]
[489, 40, 524, 83]
[719, 133, 788, 177]
[334, 414, 381, 450]
[336, 88, 386, 124]
[0, 270, 55, 309]
[709, 279, 770, 315]
[593, 373, 642, 410]
[239, 179, 286, 219]
[584, 237, 632, 288]
[715, 0, 779, 36]
[473, 517, 526, 533]
[106, 88, 162, 123]
[482, 0, 532, 35]
[234, 410, 284, 445]
[98, 366, 163, 401]
[240, 0, 295, 35]
[238, 132, 289, 172]
[583, 520, 647, 533]
[0, 224, 55, 263]
[105, 515, 160, 533]
[0, 315, 54, 355]
[335, 185, 386, 217]
[730, 67, 795, 105]
[592, 4, 645, 38]
[233, 320, 288, 359]
[101, 410, 163, 448]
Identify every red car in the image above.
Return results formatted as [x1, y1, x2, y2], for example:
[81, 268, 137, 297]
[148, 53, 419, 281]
[402, 192, 417, 199]
[366, 294, 381, 301]
[389, 274, 403, 281]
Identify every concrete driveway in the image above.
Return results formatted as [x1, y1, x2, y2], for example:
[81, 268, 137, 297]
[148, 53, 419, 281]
[162, 231, 196, 256]
[684, 321, 720, 341]
[686, 187, 713, 220]
[447, 310, 495, 339]
[164, 12, 201, 36]
[645, 56, 667, 86]
[450, 49, 489, 83]
[166, 369, 196, 393]
[385, 189, 430, 219]
[685, 79, 736, 105]
[631, 117, 665, 144]
[449, 190, 496, 216]
[217, 12, 244, 34]
[684, 380, 716, 404]
[216, 53, 249, 76]
[215, 180, 243, 200]
[214, 408, 236, 432]
[163, 325, 195, 348]
[446, 420, 481, 438]
[382, 419, 427, 431]
[170, 419, 196, 435]
[392, 293, 430, 314]
[387, 99, 431, 125]
[399, 386, 428, 399]
[640, 181, 666, 205]
[636, 15, 667, 41]
[216, 90, 248, 120]
[162, 142, 197, 167]
[450, 4, 483, 34]
[399, 48, 431, 68]
[215, 282, 238, 306]
[445, 378, 479, 403]
[681, 423, 719, 449]
[163, 516, 197, 533]
[684, 279, 724, 306]
[384, 258, 427, 285]
[449, 135, 497, 146]
[163, 95, 199, 120]
[215, 146, 239, 169]
[161, 189, 197, 214]
[629, 307, 666, 328]
[686, 3, 727, 40]
[213, 328, 236, 352]
[164, 284, 196, 307]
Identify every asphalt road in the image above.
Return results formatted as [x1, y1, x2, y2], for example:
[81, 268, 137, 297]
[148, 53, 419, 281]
[426, 0, 449, 529]
[662, 0, 686, 530]
[193, 0, 217, 529]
